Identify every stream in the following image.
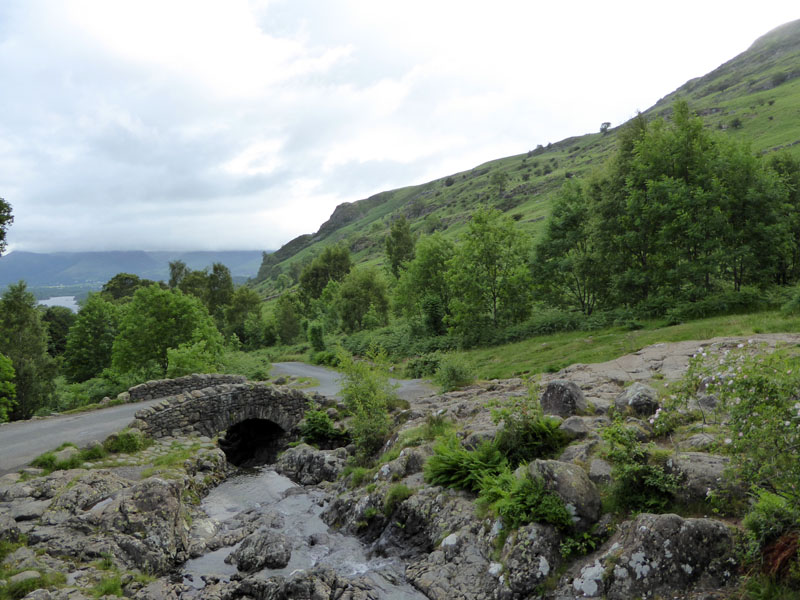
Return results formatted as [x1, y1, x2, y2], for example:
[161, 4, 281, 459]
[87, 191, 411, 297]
[181, 466, 427, 599]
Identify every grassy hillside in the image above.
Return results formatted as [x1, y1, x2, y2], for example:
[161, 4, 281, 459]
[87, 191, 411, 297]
[254, 19, 800, 296]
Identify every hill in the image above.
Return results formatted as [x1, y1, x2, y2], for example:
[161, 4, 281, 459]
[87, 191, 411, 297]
[253, 19, 800, 294]
[0, 250, 266, 292]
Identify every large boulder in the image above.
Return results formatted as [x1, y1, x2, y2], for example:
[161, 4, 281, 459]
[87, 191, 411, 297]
[225, 526, 291, 571]
[500, 523, 562, 595]
[525, 460, 601, 531]
[614, 382, 659, 416]
[541, 380, 586, 417]
[274, 444, 347, 485]
[666, 452, 740, 505]
[561, 513, 736, 599]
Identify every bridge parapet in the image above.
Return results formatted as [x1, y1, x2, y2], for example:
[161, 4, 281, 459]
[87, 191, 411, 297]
[129, 382, 308, 439]
[126, 374, 248, 402]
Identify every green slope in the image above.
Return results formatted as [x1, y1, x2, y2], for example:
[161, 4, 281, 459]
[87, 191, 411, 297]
[254, 19, 800, 296]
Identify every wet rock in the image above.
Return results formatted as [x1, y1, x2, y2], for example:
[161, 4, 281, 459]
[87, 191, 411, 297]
[525, 460, 601, 531]
[274, 444, 347, 485]
[541, 380, 586, 417]
[559, 513, 736, 599]
[225, 527, 291, 571]
[614, 382, 659, 416]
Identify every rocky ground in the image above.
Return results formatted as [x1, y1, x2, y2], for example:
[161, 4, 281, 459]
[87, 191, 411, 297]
[2, 334, 798, 599]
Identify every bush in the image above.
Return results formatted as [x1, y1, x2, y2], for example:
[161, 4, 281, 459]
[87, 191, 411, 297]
[404, 353, 441, 378]
[744, 489, 800, 552]
[665, 287, 769, 322]
[308, 322, 325, 352]
[477, 467, 573, 531]
[103, 429, 150, 454]
[309, 350, 340, 367]
[216, 349, 271, 380]
[383, 483, 414, 516]
[424, 436, 506, 492]
[166, 340, 218, 378]
[602, 420, 678, 512]
[300, 406, 349, 449]
[434, 356, 474, 392]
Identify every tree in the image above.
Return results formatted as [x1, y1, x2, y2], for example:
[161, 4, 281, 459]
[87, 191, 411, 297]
[299, 245, 352, 303]
[0, 353, 16, 423]
[63, 294, 120, 382]
[600, 122, 611, 134]
[489, 170, 509, 199]
[385, 215, 416, 277]
[41, 305, 77, 356]
[102, 273, 161, 301]
[447, 207, 532, 342]
[206, 262, 234, 319]
[112, 285, 223, 375]
[0, 282, 56, 419]
[394, 233, 455, 335]
[224, 286, 263, 345]
[168, 260, 189, 289]
[178, 269, 210, 303]
[337, 267, 389, 332]
[273, 294, 303, 344]
[534, 181, 609, 314]
[0, 197, 12, 256]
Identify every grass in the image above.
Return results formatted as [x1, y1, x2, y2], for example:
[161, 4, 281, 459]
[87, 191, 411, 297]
[451, 310, 800, 380]
[140, 442, 202, 478]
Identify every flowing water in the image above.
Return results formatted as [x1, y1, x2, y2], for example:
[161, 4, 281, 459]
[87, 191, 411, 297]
[182, 467, 427, 599]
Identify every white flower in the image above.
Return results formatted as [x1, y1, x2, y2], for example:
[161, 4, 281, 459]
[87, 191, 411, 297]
[737, 343, 744, 349]
[724, 438, 732, 444]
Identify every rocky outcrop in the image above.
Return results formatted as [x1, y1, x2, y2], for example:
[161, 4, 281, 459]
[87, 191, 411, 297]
[274, 444, 347, 485]
[541, 379, 587, 417]
[614, 382, 659, 416]
[225, 527, 291, 571]
[560, 513, 737, 599]
[525, 460, 602, 531]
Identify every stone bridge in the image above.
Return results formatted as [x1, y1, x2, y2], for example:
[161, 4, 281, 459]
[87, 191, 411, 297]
[129, 380, 309, 440]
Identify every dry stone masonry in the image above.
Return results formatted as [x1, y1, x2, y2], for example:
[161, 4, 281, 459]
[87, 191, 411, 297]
[129, 382, 309, 439]
[126, 373, 248, 402]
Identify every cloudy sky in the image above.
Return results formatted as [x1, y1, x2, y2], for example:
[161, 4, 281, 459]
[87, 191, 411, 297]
[0, 1, 797, 253]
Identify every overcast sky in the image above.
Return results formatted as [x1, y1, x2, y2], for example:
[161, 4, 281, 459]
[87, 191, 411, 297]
[0, 1, 797, 253]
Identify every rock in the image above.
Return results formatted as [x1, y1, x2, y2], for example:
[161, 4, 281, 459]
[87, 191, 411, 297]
[274, 444, 347, 485]
[558, 439, 599, 464]
[0, 513, 21, 541]
[525, 460, 601, 530]
[678, 433, 716, 451]
[500, 523, 562, 594]
[53, 446, 80, 464]
[559, 416, 590, 439]
[9, 570, 41, 585]
[588, 458, 613, 485]
[42, 470, 130, 525]
[10, 499, 51, 521]
[541, 380, 586, 417]
[561, 513, 736, 599]
[225, 527, 291, 571]
[614, 382, 659, 416]
[666, 452, 738, 504]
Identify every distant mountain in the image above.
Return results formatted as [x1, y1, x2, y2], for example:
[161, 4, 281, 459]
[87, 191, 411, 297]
[0, 250, 266, 289]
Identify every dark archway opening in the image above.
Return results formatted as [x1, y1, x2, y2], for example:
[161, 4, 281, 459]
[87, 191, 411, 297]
[218, 418, 289, 467]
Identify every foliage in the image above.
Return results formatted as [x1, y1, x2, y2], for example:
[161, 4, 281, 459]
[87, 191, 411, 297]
[404, 353, 441, 378]
[743, 489, 800, 553]
[63, 293, 120, 382]
[0, 281, 57, 420]
[103, 429, 151, 454]
[447, 206, 533, 343]
[31, 443, 110, 473]
[385, 215, 416, 278]
[216, 349, 271, 380]
[0, 354, 15, 423]
[561, 527, 607, 559]
[101, 272, 161, 301]
[338, 350, 395, 462]
[424, 436, 506, 493]
[308, 321, 325, 351]
[383, 483, 414, 516]
[490, 378, 568, 466]
[112, 285, 223, 376]
[224, 286, 263, 346]
[273, 294, 303, 344]
[40, 305, 76, 356]
[299, 245, 352, 304]
[434, 355, 474, 392]
[0, 196, 12, 256]
[602, 419, 679, 512]
[0, 571, 66, 600]
[477, 467, 572, 531]
[166, 340, 219, 378]
[337, 267, 389, 333]
[300, 405, 348, 448]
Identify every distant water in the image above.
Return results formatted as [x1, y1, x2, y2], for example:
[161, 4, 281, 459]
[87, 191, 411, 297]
[38, 296, 79, 312]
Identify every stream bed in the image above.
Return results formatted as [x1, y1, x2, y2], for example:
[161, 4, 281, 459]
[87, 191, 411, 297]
[181, 467, 427, 599]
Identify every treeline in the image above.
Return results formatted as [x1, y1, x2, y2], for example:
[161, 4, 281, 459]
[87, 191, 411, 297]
[260, 101, 800, 356]
[0, 261, 267, 421]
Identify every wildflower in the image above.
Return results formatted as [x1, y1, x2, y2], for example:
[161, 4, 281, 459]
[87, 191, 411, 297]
[724, 438, 732, 444]
[737, 343, 744, 349]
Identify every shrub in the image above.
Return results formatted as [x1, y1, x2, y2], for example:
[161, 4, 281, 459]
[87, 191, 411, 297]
[308, 322, 325, 352]
[309, 350, 340, 367]
[404, 353, 441, 378]
[383, 483, 414, 516]
[477, 467, 572, 531]
[434, 356, 474, 392]
[103, 429, 151, 454]
[424, 436, 506, 492]
[300, 406, 349, 448]
[602, 420, 678, 512]
[743, 489, 800, 552]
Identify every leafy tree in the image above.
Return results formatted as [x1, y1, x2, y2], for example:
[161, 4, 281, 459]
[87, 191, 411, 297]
[63, 294, 120, 382]
[600, 122, 611, 134]
[337, 267, 389, 333]
[206, 262, 234, 319]
[224, 286, 263, 345]
[275, 273, 291, 291]
[166, 340, 219, 378]
[299, 245, 352, 303]
[168, 260, 189, 289]
[0, 353, 16, 422]
[0, 197, 12, 256]
[40, 305, 77, 356]
[273, 294, 303, 344]
[178, 269, 210, 303]
[766, 152, 800, 284]
[0, 282, 56, 419]
[102, 273, 161, 301]
[111, 285, 223, 375]
[489, 170, 509, 198]
[394, 233, 454, 335]
[385, 215, 415, 277]
[535, 181, 608, 314]
[447, 207, 532, 341]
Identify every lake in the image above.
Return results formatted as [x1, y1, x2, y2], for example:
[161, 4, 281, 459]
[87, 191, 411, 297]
[38, 295, 79, 312]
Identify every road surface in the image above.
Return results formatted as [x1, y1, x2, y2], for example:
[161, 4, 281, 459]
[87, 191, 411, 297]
[0, 363, 434, 475]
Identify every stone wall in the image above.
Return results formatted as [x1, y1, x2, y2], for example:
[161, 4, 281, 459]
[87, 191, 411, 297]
[127, 374, 247, 402]
[129, 383, 309, 439]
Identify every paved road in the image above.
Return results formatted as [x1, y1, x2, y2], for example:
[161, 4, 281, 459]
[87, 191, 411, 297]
[271, 361, 435, 401]
[0, 399, 163, 476]
[0, 363, 434, 476]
